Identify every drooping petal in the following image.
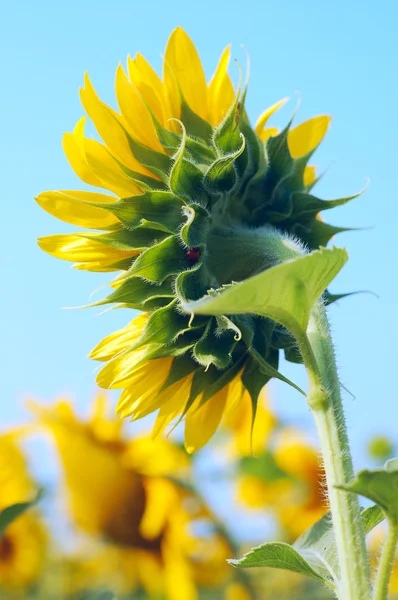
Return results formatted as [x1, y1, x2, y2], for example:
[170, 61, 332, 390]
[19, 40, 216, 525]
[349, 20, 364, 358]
[258, 126, 279, 142]
[208, 45, 235, 126]
[35, 190, 119, 230]
[184, 386, 229, 453]
[139, 478, 178, 539]
[163, 27, 208, 121]
[89, 314, 148, 362]
[288, 115, 331, 158]
[38, 234, 138, 270]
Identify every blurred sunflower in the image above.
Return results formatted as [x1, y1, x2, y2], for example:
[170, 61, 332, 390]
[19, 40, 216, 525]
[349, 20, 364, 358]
[37, 26, 351, 451]
[239, 429, 326, 540]
[29, 394, 237, 599]
[0, 435, 47, 590]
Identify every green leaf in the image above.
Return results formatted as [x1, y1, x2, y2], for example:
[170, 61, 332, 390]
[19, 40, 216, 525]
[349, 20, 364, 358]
[0, 490, 42, 537]
[230, 504, 384, 585]
[85, 276, 174, 310]
[240, 451, 289, 482]
[127, 235, 189, 283]
[136, 301, 206, 348]
[337, 459, 398, 525]
[182, 247, 348, 341]
[229, 542, 326, 582]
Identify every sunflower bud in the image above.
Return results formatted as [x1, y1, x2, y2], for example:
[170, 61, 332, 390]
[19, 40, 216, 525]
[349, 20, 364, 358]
[36, 27, 360, 451]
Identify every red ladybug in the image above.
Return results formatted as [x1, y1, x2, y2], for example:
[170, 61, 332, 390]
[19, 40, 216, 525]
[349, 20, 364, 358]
[185, 247, 201, 264]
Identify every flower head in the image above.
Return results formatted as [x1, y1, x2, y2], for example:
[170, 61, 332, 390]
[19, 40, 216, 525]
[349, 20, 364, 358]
[37, 27, 353, 450]
[0, 435, 47, 589]
[29, 395, 234, 598]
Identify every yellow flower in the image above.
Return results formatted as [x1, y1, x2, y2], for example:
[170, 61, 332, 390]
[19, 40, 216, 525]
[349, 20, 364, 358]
[239, 429, 327, 540]
[37, 27, 338, 452]
[0, 435, 47, 590]
[29, 394, 234, 599]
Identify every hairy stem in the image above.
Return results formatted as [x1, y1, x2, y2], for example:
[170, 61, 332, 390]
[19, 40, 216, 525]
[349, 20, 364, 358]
[373, 521, 398, 600]
[297, 305, 372, 600]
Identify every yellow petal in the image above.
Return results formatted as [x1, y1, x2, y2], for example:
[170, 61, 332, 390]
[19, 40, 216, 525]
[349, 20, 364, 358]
[97, 348, 160, 390]
[64, 117, 142, 197]
[304, 164, 317, 187]
[62, 117, 103, 187]
[38, 234, 137, 268]
[128, 53, 169, 125]
[208, 45, 235, 126]
[163, 27, 208, 121]
[139, 478, 177, 539]
[89, 314, 148, 362]
[255, 97, 289, 134]
[288, 115, 331, 158]
[122, 371, 192, 422]
[83, 137, 143, 197]
[115, 65, 163, 152]
[258, 126, 279, 142]
[35, 190, 119, 230]
[152, 376, 194, 438]
[80, 73, 153, 175]
[184, 386, 229, 453]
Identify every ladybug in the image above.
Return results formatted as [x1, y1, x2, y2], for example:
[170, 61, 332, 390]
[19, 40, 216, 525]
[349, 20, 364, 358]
[185, 247, 201, 265]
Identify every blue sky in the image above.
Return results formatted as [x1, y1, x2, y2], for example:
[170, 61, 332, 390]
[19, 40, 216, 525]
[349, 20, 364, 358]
[1, 0, 397, 469]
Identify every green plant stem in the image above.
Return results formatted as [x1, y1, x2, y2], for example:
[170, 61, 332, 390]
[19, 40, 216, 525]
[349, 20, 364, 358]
[373, 520, 398, 600]
[297, 304, 372, 600]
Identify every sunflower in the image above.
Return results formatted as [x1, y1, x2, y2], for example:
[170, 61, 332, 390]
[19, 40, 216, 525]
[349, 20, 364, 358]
[238, 429, 327, 540]
[0, 435, 47, 590]
[37, 27, 353, 451]
[29, 395, 235, 599]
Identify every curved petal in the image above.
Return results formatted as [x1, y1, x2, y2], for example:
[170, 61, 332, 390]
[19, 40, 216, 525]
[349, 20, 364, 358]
[255, 97, 289, 134]
[89, 314, 148, 362]
[128, 53, 169, 125]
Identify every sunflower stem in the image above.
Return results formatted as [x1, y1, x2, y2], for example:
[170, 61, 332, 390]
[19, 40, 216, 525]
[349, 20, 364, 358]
[297, 305, 372, 600]
[373, 520, 398, 600]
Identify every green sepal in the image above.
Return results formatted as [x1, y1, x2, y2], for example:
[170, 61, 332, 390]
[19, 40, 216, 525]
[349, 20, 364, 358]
[184, 354, 246, 415]
[212, 91, 242, 155]
[169, 125, 207, 203]
[110, 153, 168, 191]
[0, 490, 43, 538]
[125, 235, 189, 283]
[160, 354, 201, 391]
[180, 98, 213, 142]
[78, 228, 169, 251]
[284, 345, 303, 364]
[180, 203, 209, 247]
[182, 246, 348, 344]
[125, 132, 172, 183]
[152, 113, 215, 163]
[241, 353, 278, 407]
[135, 300, 206, 348]
[175, 266, 207, 303]
[250, 347, 304, 395]
[84, 277, 174, 310]
[102, 192, 184, 233]
[264, 125, 294, 183]
[291, 186, 365, 219]
[203, 134, 246, 195]
[295, 220, 352, 250]
[229, 504, 385, 585]
[337, 458, 398, 525]
[193, 317, 237, 370]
